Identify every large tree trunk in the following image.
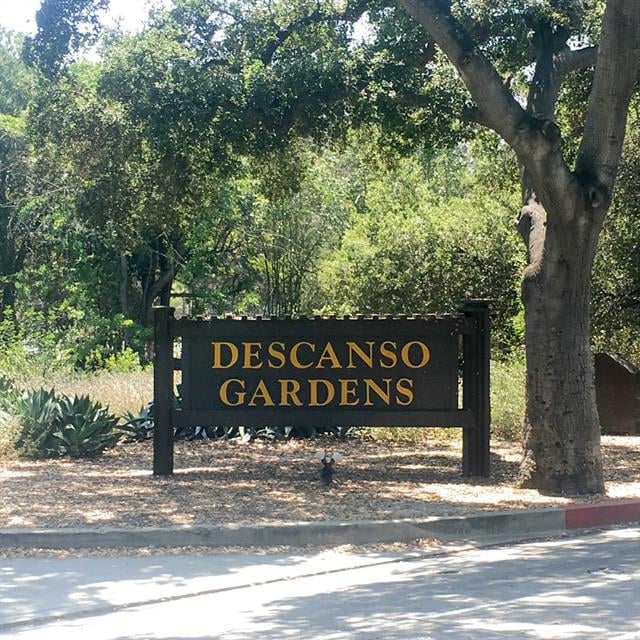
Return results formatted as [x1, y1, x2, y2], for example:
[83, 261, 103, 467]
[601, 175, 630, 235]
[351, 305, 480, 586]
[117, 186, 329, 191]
[119, 254, 129, 317]
[517, 199, 605, 493]
[397, 0, 639, 494]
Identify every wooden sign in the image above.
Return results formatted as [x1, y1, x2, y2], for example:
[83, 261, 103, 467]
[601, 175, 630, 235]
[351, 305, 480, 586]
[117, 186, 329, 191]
[153, 301, 491, 477]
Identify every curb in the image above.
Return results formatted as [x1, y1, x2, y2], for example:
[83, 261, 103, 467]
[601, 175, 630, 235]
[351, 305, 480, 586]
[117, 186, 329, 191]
[1, 500, 639, 551]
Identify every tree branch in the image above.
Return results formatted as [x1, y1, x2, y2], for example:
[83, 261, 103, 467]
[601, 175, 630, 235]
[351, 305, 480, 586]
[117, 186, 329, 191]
[555, 45, 598, 77]
[260, 0, 368, 66]
[576, 1, 640, 199]
[391, 92, 433, 108]
[397, 0, 528, 151]
[148, 266, 175, 303]
[397, 0, 576, 215]
[461, 104, 491, 128]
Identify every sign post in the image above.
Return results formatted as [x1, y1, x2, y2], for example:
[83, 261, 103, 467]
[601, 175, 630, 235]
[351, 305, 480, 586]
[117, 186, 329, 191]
[153, 306, 174, 476]
[461, 300, 491, 477]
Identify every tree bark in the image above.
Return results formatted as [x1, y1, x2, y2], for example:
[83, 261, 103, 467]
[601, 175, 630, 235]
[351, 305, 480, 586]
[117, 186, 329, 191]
[397, 0, 640, 494]
[518, 204, 605, 493]
[119, 254, 129, 317]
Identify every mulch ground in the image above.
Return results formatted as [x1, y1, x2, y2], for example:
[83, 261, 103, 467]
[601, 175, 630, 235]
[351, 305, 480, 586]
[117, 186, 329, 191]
[1, 435, 639, 530]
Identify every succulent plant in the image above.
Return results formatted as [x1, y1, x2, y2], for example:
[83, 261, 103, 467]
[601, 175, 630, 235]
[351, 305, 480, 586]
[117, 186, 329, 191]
[53, 394, 120, 458]
[15, 388, 61, 458]
[118, 403, 154, 442]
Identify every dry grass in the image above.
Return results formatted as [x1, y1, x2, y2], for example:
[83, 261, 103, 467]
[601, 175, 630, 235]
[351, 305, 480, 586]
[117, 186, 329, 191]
[14, 370, 153, 417]
[1, 435, 638, 530]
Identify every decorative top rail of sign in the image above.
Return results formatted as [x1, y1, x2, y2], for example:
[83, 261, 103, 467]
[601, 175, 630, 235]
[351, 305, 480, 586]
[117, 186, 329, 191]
[152, 300, 491, 478]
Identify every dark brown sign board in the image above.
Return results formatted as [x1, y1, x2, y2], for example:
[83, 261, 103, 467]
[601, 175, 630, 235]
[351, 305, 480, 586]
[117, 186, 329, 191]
[153, 301, 491, 477]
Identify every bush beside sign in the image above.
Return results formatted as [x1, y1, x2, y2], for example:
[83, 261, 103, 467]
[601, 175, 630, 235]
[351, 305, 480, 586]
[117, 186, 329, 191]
[153, 301, 491, 477]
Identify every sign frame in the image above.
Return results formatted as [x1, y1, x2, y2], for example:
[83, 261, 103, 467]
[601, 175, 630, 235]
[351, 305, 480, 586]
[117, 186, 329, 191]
[152, 300, 491, 477]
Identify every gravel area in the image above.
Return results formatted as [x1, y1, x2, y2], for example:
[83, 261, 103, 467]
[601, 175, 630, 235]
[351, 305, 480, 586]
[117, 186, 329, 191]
[1, 435, 638, 532]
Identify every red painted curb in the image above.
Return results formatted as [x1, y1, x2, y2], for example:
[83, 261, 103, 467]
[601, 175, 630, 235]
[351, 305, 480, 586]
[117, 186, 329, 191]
[565, 500, 640, 529]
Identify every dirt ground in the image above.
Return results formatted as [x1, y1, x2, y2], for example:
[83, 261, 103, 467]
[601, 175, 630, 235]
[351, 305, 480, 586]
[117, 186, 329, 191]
[1, 435, 638, 531]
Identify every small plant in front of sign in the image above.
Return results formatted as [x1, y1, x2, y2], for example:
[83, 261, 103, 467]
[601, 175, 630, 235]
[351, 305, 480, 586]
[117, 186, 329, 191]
[119, 403, 155, 442]
[315, 449, 343, 485]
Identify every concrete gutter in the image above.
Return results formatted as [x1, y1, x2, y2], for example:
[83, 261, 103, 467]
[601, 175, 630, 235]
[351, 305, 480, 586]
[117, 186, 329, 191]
[1, 500, 639, 551]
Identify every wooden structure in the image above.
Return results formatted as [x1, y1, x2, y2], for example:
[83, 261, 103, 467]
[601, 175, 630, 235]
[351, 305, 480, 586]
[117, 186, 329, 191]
[595, 352, 640, 435]
[153, 300, 491, 477]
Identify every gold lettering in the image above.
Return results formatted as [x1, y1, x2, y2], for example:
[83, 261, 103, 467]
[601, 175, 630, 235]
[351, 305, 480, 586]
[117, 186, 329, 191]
[290, 342, 315, 369]
[339, 379, 359, 406]
[279, 379, 303, 406]
[379, 341, 398, 369]
[309, 379, 335, 407]
[316, 342, 342, 369]
[395, 378, 414, 406]
[267, 341, 286, 368]
[248, 379, 275, 406]
[401, 341, 431, 368]
[364, 378, 392, 406]
[346, 341, 375, 369]
[212, 342, 239, 369]
[242, 342, 262, 369]
[219, 378, 245, 406]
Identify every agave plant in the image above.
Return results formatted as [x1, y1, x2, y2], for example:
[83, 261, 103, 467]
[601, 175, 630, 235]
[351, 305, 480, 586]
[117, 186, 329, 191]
[118, 403, 154, 442]
[15, 388, 61, 458]
[54, 394, 120, 458]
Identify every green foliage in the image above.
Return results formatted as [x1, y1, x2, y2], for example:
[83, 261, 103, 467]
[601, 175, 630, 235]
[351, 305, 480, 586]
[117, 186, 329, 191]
[23, 0, 108, 77]
[317, 149, 524, 354]
[592, 327, 640, 366]
[1, 0, 637, 425]
[0, 28, 33, 115]
[591, 108, 640, 365]
[54, 394, 120, 457]
[0, 374, 19, 411]
[102, 348, 143, 373]
[0, 316, 75, 379]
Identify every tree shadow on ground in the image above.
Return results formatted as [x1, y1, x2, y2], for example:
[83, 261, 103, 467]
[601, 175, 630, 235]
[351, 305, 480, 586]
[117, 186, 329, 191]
[2, 529, 638, 639]
[0, 437, 637, 529]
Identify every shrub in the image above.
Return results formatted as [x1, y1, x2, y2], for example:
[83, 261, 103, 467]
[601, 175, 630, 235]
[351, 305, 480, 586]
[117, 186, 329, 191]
[0, 316, 76, 380]
[103, 348, 143, 373]
[317, 191, 524, 355]
[0, 410, 21, 458]
[0, 375, 19, 412]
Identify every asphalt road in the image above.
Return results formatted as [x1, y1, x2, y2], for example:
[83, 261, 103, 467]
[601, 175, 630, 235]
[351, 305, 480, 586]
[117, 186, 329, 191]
[1, 527, 639, 639]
